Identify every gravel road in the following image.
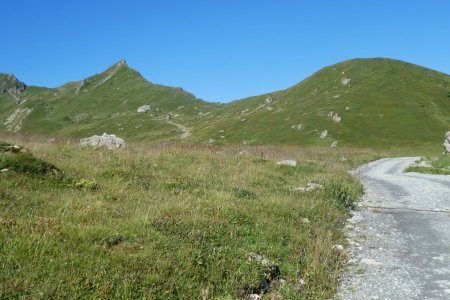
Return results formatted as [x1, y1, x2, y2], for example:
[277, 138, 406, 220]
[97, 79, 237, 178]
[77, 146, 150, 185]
[338, 157, 450, 299]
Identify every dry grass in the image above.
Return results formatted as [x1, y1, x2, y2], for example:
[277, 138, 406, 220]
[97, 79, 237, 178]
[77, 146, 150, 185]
[0, 134, 381, 299]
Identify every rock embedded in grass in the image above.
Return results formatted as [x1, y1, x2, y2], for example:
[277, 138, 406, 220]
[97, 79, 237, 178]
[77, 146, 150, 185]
[277, 160, 297, 167]
[137, 104, 151, 113]
[293, 182, 323, 192]
[80, 133, 126, 150]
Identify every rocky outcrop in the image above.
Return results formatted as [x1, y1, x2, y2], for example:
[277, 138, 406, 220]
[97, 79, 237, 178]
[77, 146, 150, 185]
[80, 133, 126, 150]
[444, 131, 450, 154]
[4, 108, 32, 132]
[0, 74, 27, 103]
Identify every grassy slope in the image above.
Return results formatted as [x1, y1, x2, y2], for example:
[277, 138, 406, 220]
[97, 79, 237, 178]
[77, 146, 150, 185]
[0, 62, 220, 143]
[189, 58, 450, 149]
[2, 58, 449, 149]
[0, 135, 381, 299]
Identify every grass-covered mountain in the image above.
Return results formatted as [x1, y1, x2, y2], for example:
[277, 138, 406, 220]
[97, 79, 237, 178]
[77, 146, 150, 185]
[1, 58, 450, 148]
[190, 58, 450, 149]
[0, 60, 219, 142]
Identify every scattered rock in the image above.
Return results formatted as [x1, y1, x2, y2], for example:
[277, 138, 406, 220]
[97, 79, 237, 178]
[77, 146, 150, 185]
[320, 130, 328, 139]
[4, 108, 32, 132]
[341, 77, 351, 86]
[328, 111, 341, 123]
[444, 131, 450, 154]
[208, 138, 216, 144]
[265, 96, 272, 104]
[340, 156, 348, 161]
[331, 141, 338, 148]
[1, 168, 9, 172]
[246, 294, 261, 300]
[300, 217, 310, 224]
[80, 133, 126, 150]
[137, 105, 151, 113]
[0, 144, 29, 154]
[332, 244, 345, 252]
[277, 160, 297, 167]
[345, 106, 350, 111]
[291, 124, 303, 130]
[292, 182, 323, 192]
[247, 252, 281, 295]
[412, 159, 432, 168]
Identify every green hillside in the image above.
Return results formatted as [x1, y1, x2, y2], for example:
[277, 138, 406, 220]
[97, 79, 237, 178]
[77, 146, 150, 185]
[0, 60, 219, 142]
[189, 58, 450, 149]
[1, 58, 450, 148]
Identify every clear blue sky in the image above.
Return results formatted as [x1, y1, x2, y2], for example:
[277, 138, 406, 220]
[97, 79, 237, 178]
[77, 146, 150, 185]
[1, 0, 450, 102]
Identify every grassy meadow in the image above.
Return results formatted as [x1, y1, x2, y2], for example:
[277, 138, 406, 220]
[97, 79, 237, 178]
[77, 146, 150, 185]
[0, 135, 381, 299]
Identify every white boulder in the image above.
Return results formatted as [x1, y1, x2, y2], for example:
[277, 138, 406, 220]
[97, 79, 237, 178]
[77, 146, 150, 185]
[137, 105, 151, 113]
[80, 133, 126, 150]
[320, 130, 328, 139]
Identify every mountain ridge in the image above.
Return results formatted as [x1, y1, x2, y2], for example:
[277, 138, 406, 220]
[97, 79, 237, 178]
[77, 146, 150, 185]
[1, 57, 449, 148]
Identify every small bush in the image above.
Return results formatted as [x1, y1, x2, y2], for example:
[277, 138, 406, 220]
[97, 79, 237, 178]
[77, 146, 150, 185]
[0, 153, 58, 174]
[74, 179, 98, 190]
[324, 178, 362, 210]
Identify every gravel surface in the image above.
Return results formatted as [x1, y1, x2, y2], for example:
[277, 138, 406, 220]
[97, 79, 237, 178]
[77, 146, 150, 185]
[337, 157, 450, 300]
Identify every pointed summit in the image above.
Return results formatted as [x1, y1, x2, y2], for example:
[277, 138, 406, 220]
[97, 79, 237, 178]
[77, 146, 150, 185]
[117, 59, 128, 67]
[0, 73, 27, 103]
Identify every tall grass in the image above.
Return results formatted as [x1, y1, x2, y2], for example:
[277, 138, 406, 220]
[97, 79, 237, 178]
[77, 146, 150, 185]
[0, 135, 379, 299]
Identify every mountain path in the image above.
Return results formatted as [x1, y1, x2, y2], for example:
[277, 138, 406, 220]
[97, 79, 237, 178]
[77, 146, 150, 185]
[166, 120, 192, 139]
[338, 157, 450, 299]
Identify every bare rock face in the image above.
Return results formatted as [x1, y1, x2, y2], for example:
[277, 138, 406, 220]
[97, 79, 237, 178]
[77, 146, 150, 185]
[80, 133, 126, 150]
[444, 131, 450, 154]
[0, 74, 27, 103]
[4, 108, 32, 132]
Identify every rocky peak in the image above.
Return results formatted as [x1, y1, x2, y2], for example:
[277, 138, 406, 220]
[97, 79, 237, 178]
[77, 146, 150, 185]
[0, 73, 27, 103]
[117, 59, 128, 67]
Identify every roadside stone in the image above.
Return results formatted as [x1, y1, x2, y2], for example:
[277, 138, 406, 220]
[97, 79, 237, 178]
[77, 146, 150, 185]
[277, 160, 297, 167]
[444, 131, 450, 154]
[332, 244, 345, 252]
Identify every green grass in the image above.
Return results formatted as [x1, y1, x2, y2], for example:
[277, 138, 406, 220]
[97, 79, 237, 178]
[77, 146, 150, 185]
[407, 155, 450, 175]
[0, 137, 380, 299]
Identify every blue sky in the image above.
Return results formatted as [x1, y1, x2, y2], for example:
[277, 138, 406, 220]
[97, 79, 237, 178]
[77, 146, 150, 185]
[1, 0, 450, 102]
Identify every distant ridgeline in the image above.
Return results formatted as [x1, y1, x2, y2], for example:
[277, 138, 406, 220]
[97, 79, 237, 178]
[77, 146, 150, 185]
[1, 58, 450, 148]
